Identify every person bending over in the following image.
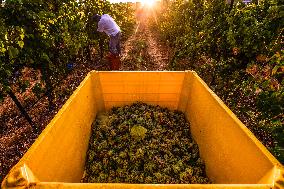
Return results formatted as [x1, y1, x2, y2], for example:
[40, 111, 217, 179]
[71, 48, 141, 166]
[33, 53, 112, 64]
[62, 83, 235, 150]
[93, 14, 121, 57]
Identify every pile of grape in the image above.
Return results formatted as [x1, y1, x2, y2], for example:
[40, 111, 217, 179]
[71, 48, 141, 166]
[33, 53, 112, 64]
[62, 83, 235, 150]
[82, 102, 210, 184]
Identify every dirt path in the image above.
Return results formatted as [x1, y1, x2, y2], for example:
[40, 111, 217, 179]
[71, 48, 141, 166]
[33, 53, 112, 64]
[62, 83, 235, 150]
[121, 19, 170, 71]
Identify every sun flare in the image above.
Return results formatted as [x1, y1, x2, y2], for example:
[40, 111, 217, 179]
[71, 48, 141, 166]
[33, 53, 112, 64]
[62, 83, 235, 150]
[141, 0, 156, 7]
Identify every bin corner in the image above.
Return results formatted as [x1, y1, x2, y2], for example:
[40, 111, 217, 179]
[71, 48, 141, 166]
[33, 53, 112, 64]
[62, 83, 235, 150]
[1, 164, 38, 189]
[274, 166, 284, 189]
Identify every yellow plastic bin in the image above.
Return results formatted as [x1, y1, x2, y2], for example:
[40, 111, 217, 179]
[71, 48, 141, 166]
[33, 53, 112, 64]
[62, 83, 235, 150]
[2, 71, 283, 189]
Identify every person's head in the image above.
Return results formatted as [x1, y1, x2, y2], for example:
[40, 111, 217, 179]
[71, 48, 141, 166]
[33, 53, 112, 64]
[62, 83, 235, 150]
[93, 14, 101, 22]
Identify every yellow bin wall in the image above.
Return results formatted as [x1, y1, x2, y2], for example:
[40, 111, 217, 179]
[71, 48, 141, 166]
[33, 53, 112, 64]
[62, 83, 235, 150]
[2, 71, 283, 189]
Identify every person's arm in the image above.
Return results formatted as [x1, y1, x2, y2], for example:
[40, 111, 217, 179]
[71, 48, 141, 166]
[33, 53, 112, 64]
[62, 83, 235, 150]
[97, 20, 104, 32]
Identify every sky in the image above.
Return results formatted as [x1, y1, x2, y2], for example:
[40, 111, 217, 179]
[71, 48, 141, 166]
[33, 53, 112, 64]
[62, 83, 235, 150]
[109, 0, 160, 5]
[109, 0, 140, 2]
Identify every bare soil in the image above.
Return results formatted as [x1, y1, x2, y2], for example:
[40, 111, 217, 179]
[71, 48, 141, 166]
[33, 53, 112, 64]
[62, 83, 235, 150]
[121, 19, 170, 70]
